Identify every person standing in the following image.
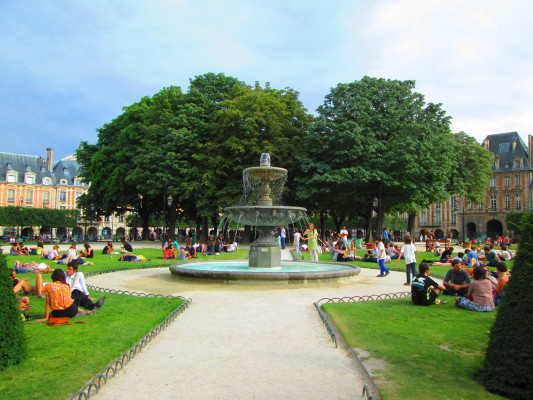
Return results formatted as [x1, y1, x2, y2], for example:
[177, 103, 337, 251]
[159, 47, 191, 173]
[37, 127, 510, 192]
[303, 223, 319, 262]
[375, 236, 390, 277]
[280, 226, 287, 250]
[293, 228, 304, 261]
[398, 236, 417, 285]
[339, 226, 349, 246]
[382, 227, 390, 245]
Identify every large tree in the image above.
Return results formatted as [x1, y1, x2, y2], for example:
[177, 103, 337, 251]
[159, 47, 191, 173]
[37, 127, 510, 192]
[297, 76, 455, 240]
[190, 82, 312, 238]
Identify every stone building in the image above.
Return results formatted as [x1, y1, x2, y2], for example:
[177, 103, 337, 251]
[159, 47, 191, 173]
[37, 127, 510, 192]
[414, 132, 533, 240]
[0, 148, 128, 240]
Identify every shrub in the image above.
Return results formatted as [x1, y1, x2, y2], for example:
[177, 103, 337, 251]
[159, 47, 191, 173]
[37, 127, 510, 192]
[0, 253, 26, 370]
[480, 213, 533, 399]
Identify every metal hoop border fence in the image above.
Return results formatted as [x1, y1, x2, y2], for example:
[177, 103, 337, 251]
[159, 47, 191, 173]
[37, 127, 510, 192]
[68, 266, 192, 400]
[313, 291, 411, 400]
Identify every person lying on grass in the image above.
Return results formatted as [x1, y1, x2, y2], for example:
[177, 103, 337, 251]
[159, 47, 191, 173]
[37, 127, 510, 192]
[430, 252, 464, 267]
[411, 263, 447, 305]
[10, 268, 43, 297]
[65, 261, 105, 313]
[455, 266, 495, 312]
[118, 254, 146, 261]
[39, 268, 95, 321]
[14, 261, 51, 273]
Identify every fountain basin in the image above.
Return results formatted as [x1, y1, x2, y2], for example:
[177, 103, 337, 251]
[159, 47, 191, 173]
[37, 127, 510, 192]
[170, 261, 361, 284]
[224, 205, 307, 227]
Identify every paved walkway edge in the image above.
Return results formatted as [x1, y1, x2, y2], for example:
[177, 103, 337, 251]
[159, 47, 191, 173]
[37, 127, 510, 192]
[314, 302, 381, 400]
[68, 291, 192, 400]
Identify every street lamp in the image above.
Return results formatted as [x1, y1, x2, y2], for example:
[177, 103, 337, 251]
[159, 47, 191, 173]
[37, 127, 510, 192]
[162, 189, 173, 246]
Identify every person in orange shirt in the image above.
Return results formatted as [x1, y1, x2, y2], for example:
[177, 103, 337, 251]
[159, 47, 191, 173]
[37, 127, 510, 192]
[43, 269, 91, 319]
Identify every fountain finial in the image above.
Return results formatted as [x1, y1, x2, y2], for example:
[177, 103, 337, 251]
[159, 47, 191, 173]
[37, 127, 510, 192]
[260, 153, 271, 167]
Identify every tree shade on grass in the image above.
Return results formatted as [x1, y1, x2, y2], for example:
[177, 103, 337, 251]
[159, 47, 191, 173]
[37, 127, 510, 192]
[0, 254, 26, 371]
[480, 214, 533, 399]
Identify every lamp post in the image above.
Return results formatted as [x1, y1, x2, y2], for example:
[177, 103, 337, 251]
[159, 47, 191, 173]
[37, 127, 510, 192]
[462, 196, 466, 244]
[372, 197, 379, 239]
[162, 185, 173, 246]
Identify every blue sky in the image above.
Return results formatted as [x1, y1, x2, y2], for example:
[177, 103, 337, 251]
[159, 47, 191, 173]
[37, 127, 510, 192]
[2, 0, 533, 160]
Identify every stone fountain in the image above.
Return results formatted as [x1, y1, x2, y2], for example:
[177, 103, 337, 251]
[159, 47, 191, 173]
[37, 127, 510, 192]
[224, 153, 306, 269]
[169, 153, 360, 283]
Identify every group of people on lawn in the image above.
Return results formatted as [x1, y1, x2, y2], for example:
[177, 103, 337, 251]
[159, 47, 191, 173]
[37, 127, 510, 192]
[9, 241, 111, 321]
[409, 241, 511, 311]
[160, 237, 239, 260]
[10, 260, 105, 321]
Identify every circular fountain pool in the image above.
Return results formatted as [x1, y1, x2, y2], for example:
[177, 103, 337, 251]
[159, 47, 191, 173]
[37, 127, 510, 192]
[170, 261, 361, 284]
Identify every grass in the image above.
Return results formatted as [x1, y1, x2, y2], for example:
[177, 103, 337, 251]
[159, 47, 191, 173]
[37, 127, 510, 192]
[324, 298, 507, 400]
[0, 248, 212, 400]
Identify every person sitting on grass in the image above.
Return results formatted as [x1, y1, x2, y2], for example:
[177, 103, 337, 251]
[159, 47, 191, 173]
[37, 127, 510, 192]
[442, 259, 471, 296]
[10, 268, 43, 297]
[185, 243, 197, 258]
[18, 242, 30, 255]
[439, 246, 454, 263]
[493, 262, 510, 306]
[483, 246, 501, 266]
[498, 245, 513, 261]
[121, 238, 133, 253]
[42, 268, 94, 320]
[411, 263, 447, 305]
[14, 261, 51, 273]
[177, 248, 191, 260]
[222, 241, 238, 253]
[455, 266, 495, 312]
[336, 244, 358, 262]
[45, 245, 62, 260]
[362, 248, 378, 263]
[10, 242, 23, 256]
[163, 243, 177, 259]
[79, 243, 94, 258]
[464, 248, 478, 268]
[65, 261, 105, 312]
[102, 241, 114, 254]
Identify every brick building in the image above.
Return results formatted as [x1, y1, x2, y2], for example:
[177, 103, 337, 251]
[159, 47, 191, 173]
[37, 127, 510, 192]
[414, 132, 533, 240]
[0, 148, 128, 240]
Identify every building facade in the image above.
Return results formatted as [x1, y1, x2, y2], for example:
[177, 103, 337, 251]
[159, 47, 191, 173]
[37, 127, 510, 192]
[414, 132, 533, 240]
[0, 148, 129, 240]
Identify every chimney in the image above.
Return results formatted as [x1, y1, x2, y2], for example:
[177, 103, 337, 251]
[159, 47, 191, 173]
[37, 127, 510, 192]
[46, 148, 54, 171]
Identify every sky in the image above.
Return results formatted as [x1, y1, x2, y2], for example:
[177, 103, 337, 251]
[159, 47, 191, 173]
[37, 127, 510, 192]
[1, 0, 533, 161]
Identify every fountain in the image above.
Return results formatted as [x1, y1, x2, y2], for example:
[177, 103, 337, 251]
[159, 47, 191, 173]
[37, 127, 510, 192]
[170, 153, 360, 283]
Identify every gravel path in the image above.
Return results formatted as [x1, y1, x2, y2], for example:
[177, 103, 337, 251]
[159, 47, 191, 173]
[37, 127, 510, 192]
[88, 265, 407, 400]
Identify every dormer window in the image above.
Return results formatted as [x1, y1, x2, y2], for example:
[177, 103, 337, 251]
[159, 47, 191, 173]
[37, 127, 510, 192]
[513, 157, 522, 169]
[24, 172, 36, 184]
[42, 177, 52, 186]
[25, 164, 32, 172]
[60, 179, 67, 185]
[6, 172, 17, 182]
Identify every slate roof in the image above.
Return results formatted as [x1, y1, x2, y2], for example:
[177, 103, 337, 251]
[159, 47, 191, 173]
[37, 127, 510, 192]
[53, 156, 82, 185]
[484, 132, 532, 172]
[0, 152, 82, 185]
[0, 152, 53, 184]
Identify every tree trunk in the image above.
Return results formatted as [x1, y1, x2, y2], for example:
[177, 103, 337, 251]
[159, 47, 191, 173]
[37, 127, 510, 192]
[211, 214, 219, 237]
[320, 210, 326, 239]
[200, 216, 208, 242]
[168, 202, 176, 240]
[407, 213, 416, 237]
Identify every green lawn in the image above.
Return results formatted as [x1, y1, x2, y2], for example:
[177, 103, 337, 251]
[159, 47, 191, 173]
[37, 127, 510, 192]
[1, 248, 208, 400]
[324, 298, 506, 400]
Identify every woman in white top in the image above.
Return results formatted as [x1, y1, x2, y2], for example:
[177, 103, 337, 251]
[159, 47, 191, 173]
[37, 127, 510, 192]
[398, 236, 417, 286]
[67, 244, 77, 259]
